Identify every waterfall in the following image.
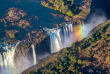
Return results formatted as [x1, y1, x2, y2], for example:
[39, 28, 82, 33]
[43, 13, 107, 54]
[43, 24, 74, 53]
[31, 45, 37, 65]
[0, 41, 20, 74]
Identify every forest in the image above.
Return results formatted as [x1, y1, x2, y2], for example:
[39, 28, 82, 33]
[41, 0, 81, 17]
[28, 20, 110, 74]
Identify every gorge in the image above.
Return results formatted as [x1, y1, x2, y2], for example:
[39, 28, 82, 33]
[0, 0, 110, 74]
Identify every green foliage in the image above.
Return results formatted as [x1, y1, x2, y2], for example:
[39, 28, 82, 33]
[9, 33, 15, 38]
[41, 0, 80, 17]
[29, 46, 82, 74]
[28, 21, 110, 74]
[80, 23, 110, 49]
[66, 10, 74, 16]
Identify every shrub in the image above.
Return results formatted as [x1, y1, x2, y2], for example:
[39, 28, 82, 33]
[66, 10, 74, 17]
[9, 33, 15, 38]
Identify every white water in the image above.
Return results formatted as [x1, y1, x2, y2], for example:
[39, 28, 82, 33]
[0, 41, 47, 74]
[0, 41, 20, 74]
[44, 13, 107, 53]
[0, 11, 107, 74]
[44, 24, 74, 53]
[31, 45, 37, 65]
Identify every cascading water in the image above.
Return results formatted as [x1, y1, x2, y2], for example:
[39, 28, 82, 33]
[43, 24, 74, 53]
[31, 45, 37, 65]
[0, 41, 20, 74]
[0, 39, 50, 74]
[0, 11, 106, 74]
[44, 13, 107, 53]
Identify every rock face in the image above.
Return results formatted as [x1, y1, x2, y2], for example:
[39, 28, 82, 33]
[14, 42, 32, 60]
[13, 30, 51, 73]
[26, 30, 51, 55]
[14, 30, 51, 68]
[35, 36, 51, 56]
[14, 41, 33, 70]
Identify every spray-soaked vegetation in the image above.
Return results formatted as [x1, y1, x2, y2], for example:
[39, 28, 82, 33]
[28, 20, 110, 74]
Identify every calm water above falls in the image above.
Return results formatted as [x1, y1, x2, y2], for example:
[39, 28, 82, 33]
[0, 0, 65, 30]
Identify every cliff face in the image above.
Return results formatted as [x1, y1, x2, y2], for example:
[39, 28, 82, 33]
[35, 37, 51, 56]
[14, 31, 51, 72]
[14, 42, 33, 63]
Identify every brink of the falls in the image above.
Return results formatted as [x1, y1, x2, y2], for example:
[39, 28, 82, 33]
[43, 24, 74, 53]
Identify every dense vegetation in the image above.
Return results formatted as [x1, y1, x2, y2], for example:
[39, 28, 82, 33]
[41, 0, 81, 17]
[28, 20, 110, 74]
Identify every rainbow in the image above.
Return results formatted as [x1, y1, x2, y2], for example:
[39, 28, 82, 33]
[73, 24, 85, 41]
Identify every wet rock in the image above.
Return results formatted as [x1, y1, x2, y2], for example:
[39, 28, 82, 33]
[14, 30, 50, 63]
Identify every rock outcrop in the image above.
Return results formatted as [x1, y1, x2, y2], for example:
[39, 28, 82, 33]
[14, 30, 51, 68]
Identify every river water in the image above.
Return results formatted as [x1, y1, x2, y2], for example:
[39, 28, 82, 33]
[0, 0, 65, 39]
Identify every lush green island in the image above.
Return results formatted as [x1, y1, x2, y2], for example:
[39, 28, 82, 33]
[41, 0, 91, 19]
[41, 0, 78, 17]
